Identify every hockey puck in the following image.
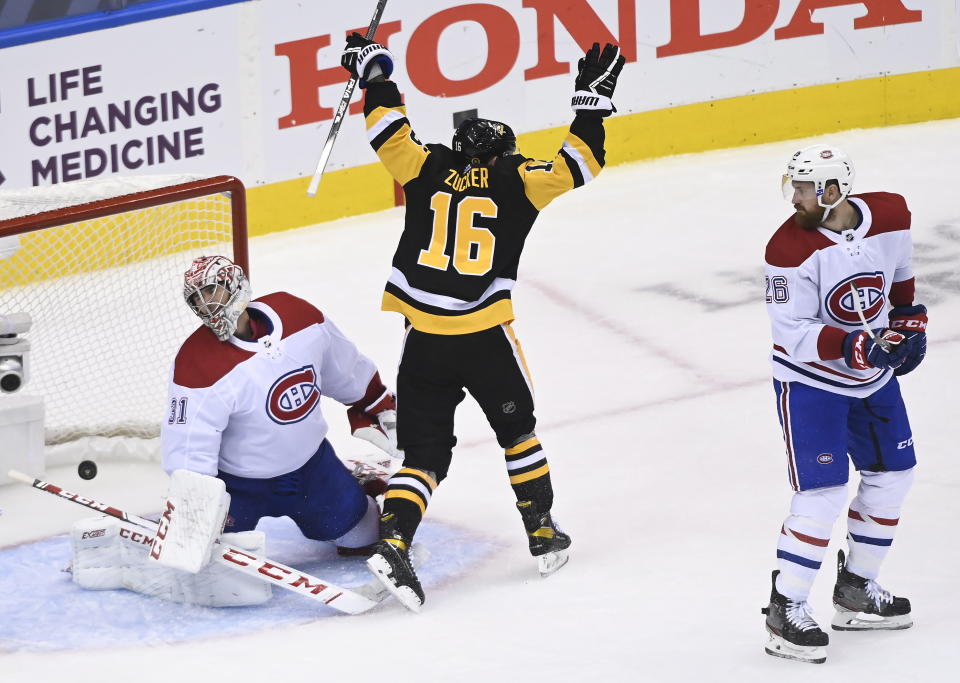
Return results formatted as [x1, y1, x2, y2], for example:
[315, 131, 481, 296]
[78, 460, 98, 480]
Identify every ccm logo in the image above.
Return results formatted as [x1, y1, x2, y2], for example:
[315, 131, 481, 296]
[221, 548, 336, 598]
[890, 319, 926, 331]
[120, 528, 154, 545]
[149, 500, 176, 560]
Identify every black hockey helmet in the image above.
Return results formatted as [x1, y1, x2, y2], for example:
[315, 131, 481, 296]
[452, 117, 517, 165]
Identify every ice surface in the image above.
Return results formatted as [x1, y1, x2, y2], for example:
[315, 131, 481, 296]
[1, 118, 958, 681]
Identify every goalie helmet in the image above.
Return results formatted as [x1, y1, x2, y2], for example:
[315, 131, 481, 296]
[452, 117, 517, 165]
[782, 144, 855, 220]
[183, 255, 251, 341]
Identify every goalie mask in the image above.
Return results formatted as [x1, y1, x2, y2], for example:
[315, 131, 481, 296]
[782, 144, 855, 221]
[183, 256, 252, 341]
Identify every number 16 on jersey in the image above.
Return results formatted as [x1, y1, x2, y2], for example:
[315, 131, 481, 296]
[418, 191, 498, 276]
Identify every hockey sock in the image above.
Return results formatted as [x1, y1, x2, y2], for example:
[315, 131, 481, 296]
[846, 469, 914, 579]
[382, 467, 437, 541]
[504, 436, 553, 513]
[775, 485, 846, 600]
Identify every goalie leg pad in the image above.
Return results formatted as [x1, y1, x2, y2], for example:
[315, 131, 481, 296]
[71, 516, 271, 606]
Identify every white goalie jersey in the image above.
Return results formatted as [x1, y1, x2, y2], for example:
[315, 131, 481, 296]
[764, 192, 915, 398]
[161, 292, 378, 478]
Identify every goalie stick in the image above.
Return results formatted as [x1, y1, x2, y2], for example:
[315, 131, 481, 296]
[849, 283, 894, 352]
[7, 470, 388, 615]
[306, 0, 390, 197]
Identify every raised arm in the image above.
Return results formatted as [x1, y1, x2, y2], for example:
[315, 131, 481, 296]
[341, 32, 429, 186]
[520, 42, 624, 211]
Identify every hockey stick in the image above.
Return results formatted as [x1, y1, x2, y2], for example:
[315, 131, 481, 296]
[848, 283, 893, 352]
[7, 470, 388, 615]
[306, 0, 390, 197]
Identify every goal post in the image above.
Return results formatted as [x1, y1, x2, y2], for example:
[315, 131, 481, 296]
[0, 175, 249, 457]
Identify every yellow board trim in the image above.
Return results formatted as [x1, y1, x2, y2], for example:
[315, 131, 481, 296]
[397, 467, 438, 491]
[505, 436, 540, 456]
[381, 291, 515, 335]
[516, 67, 960, 167]
[385, 489, 426, 515]
[246, 163, 396, 238]
[509, 463, 550, 485]
[185, 68, 960, 241]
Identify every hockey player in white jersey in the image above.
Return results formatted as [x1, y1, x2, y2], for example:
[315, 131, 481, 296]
[761, 145, 927, 663]
[161, 255, 400, 557]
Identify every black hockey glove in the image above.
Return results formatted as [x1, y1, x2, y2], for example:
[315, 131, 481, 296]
[572, 42, 625, 116]
[888, 304, 927, 376]
[341, 32, 394, 88]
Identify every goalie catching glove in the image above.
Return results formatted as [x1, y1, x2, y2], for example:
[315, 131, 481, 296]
[572, 42, 625, 116]
[348, 373, 401, 460]
[341, 32, 394, 88]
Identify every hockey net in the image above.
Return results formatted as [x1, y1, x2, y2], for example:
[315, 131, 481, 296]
[0, 175, 248, 459]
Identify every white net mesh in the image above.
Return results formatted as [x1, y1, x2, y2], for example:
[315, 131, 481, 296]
[0, 175, 243, 448]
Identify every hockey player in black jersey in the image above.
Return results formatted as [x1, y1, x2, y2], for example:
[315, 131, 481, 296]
[341, 34, 624, 612]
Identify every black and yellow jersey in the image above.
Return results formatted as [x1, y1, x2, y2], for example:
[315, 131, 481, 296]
[364, 80, 606, 335]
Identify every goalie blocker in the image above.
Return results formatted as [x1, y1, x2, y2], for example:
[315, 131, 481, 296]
[148, 469, 230, 574]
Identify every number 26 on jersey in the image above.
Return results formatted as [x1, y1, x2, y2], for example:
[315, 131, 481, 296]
[765, 275, 789, 304]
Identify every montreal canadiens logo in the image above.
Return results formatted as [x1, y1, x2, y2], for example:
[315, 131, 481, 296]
[266, 365, 321, 424]
[817, 453, 834, 465]
[825, 272, 886, 326]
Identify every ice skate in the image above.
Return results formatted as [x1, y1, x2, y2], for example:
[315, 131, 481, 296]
[761, 570, 829, 664]
[365, 513, 425, 613]
[832, 550, 912, 631]
[516, 501, 571, 577]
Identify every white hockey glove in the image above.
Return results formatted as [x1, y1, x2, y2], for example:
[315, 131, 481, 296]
[148, 469, 230, 574]
[347, 390, 401, 460]
[341, 32, 394, 88]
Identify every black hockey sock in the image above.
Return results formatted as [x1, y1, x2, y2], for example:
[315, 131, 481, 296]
[382, 467, 437, 541]
[504, 436, 554, 513]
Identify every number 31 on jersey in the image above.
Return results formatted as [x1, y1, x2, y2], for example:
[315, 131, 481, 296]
[418, 191, 498, 276]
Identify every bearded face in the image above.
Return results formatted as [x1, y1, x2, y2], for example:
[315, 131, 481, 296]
[792, 203, 826, 230]
[788, 181, 826, 230]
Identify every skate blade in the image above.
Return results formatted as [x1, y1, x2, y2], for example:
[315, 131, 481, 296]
[831, 610, 913, 631]
[764, 634, 826, 664]
[366, 554, 423, 614]
[538, 549, 569, 577]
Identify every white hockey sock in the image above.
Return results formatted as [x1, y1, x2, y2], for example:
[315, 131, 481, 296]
[334, 496, 380, 550]
[775, 485, 846, 601]
[846, 469, 914, 580]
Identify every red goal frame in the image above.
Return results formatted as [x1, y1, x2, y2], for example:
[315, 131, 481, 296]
[0, 175, 249, 274]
